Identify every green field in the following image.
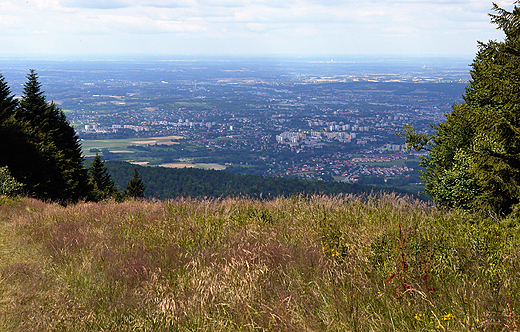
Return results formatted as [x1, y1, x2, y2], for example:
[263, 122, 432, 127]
[81, 135, 184, 156]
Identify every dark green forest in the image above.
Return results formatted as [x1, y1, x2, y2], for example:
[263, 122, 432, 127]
[102, 160, 422, 200]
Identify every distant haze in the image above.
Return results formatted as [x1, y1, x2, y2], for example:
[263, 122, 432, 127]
[0, 0, 513, 57]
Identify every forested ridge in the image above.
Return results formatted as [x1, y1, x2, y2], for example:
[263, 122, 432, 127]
[103, 161, 422, 200]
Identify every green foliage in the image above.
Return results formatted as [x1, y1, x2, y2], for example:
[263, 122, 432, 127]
[124, 168, 146, 199]
[0, 166, 24, 196]
[88, 154, 120, 201]
[397, 124, 433, 152]
[401, 2, 520, 214]
[0, 74, 17, 121]
[0, 70, 90, 203]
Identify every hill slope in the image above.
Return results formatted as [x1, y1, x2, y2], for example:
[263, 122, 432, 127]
[0, 194, 518, 331]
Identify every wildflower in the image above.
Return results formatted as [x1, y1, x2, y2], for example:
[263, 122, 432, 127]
[442, 313, 454, 321]
[414, 313, 423, 322]
[385, 273, 396, 283]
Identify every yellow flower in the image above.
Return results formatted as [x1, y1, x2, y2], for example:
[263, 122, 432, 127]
[442, 313, 454, 321]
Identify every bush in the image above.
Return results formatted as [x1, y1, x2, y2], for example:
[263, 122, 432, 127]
[0, 166, 24, 196]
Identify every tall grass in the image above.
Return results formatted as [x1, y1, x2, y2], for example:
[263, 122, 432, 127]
[0, 194, 518, 331]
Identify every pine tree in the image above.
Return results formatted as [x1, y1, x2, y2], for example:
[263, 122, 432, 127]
[15, 70, 90, 202]
[88, 154, 120, 201]
[124, 168, 146, 199]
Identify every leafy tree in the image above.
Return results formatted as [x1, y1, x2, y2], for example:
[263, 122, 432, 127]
[88, 154, 120, 201]
[124, 168, 146, 199]
[0, 166, 24, 196]
[15, 70, 90, 202]
[400, 1, 520, 214]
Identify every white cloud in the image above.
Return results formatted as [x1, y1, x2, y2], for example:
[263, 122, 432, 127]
[0, 0, 514, 56]
[60, 0, 137, 9]
[0, 16, 23, 30]
[59, 0, 200, 9]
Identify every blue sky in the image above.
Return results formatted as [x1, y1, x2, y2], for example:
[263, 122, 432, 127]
[0, 0, 513, 57]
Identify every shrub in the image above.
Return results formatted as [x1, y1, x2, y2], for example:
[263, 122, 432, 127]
[0, 166, 24, 196]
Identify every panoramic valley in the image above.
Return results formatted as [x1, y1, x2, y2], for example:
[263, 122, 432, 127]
[3, 0, 520, 330]
[1, 56, 471, 194]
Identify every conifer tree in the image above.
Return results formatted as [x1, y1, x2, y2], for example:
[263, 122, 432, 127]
[124, 168, 146, 199]
[0, 74, 17, 121]
[88, 154, 120, 201]
[0, 73, 43, 192]
[15, 70, 90, 202]
[401, 1, 520, 214]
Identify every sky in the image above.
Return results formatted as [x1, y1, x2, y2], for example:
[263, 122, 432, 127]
[0, 0, 515, 57]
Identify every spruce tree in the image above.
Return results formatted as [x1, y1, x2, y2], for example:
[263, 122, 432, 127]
[124, 168, 146, 199]
[0, 73, 43, 192]
[401, 1, 520, 214]
[16, 70, 90, 202]
[88, 154, 120, 201]
[0, 74, 17, 121]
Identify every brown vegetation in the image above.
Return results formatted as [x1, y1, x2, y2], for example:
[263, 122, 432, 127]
[0, 194, 518, 331]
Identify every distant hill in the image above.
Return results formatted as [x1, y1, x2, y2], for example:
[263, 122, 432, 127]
[103, 161, 427, 200]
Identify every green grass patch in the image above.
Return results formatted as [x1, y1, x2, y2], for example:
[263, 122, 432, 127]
[81, 136, 184, 155]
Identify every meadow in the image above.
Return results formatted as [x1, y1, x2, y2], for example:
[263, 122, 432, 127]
[0, 194, 518, 331]
[81, 136, 184, 156]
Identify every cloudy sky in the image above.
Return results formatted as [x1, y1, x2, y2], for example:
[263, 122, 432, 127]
[0, 0, 514, 57]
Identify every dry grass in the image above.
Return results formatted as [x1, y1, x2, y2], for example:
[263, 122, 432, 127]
[0, 194, 518, 331]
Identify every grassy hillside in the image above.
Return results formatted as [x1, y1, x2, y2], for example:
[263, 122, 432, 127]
[0, 194, 518, 331]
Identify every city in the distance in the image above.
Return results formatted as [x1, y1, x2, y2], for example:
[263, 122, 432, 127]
[0, 55, 472, 194]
